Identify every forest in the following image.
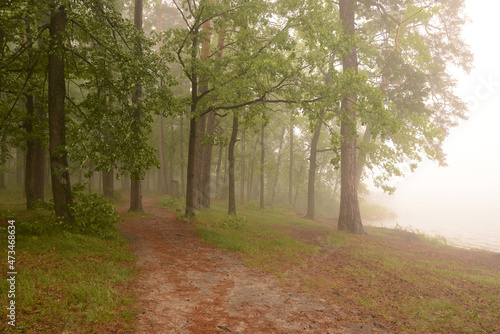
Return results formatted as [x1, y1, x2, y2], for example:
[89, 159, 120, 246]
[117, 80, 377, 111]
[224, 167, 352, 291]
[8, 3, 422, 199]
[0, 0, 472, 229]
[3, 0, 499, 333]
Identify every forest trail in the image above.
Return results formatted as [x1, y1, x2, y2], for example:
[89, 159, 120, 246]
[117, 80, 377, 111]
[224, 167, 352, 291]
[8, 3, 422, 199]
[119, 198, 391, 334]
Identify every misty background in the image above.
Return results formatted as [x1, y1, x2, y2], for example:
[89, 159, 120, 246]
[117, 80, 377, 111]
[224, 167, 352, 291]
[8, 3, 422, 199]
[367, 0, 500, 252]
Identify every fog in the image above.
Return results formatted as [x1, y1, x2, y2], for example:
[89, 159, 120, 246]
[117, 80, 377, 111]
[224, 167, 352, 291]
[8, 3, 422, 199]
[367, 0, 500, 252]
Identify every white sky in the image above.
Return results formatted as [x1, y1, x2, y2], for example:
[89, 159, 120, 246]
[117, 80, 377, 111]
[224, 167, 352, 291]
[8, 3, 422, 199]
[393, 0, 500, 200]
[372, 0, 500, 251]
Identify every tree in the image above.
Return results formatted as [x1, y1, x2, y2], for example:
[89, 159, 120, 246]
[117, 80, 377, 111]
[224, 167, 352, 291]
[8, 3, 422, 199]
[129, 0, 145, 212]
[304, 109, 325, 219]
[166, 0, 304, 218]
[47, 3, 74, 223]
[227, 114, 238, 215]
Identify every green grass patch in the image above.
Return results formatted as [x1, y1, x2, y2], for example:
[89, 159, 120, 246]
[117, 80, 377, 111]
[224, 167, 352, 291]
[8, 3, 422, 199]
[192, 200, 324, 275]
[0, 190, 138, 333]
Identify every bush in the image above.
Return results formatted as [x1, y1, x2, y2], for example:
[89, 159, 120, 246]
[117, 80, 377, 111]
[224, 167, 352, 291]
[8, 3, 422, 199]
[69, 184, 122, 239]
[9, 185, 121, 239]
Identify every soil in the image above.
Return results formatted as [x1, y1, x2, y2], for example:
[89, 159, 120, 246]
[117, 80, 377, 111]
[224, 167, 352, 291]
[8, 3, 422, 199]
[119, 198, 393, 334]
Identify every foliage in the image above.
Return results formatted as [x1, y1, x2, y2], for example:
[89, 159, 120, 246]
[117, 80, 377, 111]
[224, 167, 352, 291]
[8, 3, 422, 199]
[3, 185, 121, 238]
[69, 184, 122, 239]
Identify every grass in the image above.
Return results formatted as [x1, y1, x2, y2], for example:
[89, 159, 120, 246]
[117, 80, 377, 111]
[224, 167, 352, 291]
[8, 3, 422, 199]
[186, 199, 500, 334]
[0, 188, 138, 333]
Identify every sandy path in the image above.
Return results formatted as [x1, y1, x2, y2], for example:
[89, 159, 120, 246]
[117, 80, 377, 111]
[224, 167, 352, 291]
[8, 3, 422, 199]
[120, 198, 392, 334]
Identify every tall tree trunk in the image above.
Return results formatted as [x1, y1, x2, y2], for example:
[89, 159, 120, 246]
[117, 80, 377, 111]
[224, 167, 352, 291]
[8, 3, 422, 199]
[102, 168, 114, 198]
[169, 122, 175, 194]
[338, 0, 364, 234]
[271, 126, 286, 206]
[158, 115, 167, 194]
[129, 0, 144, 212]
[193, 6, 212, 209]
[304, 110, 325, 219]
[239, 128, 245, 204]
[202, 111, 215, 207]
[16, 147, 23, 187]
[193, 115, 206, 208]
[215, 143, 223, 199]
[48, 4, 74, 223]
[33, 98, 45, 201]
[228, 115, 238, 215]
[180, 116, 185, 196]
[185, 22, 200, 218]
[156, 1, 167, 195]
[259, 123, 265, 208]
[247, 135, 259, 201]
[288, 115, 294, 208]
[25, 93, 35, 209]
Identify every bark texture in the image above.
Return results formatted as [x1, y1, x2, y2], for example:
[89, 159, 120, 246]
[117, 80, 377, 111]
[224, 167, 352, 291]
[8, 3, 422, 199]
[227, 115, 238, 215]
[129, 0, 144, 212]
[48, 4, 74, 222]
[304, 110, 325, 219]
[338, 0, 364, 234]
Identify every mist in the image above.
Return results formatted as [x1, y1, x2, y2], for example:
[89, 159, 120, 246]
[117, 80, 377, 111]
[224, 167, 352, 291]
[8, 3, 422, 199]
[366, 0, 500, 252]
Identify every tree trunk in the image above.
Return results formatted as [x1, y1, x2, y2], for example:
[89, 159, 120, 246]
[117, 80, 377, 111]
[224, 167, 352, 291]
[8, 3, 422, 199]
[158, 115, 167, 194]
[247, 135, 259, 201]
[33, 98, 45, 201]
[239, 128, 245, 204]
[102, 168, 114, 198]
[202, 111, 215, 208]
[129, 0, 144, 212]
[48, 4, 74, 223]
[193, 114, 206, 208]
[271, 126, 286, 206]
[228, 115, 238, 215]
[215, 143, 223, 199]
[304, 109, 325, 219]
[338, 0, 364, 234]
[288, 115, 294, 208]
[180, 116, 185, 196]
[193, 8, 212, 209]
[156, 3, 168, 195]
[25, 93, 35, 209]
[185, 21, 200, 218]
[16, 147, 23, 187]
[259, 123, 265, 208]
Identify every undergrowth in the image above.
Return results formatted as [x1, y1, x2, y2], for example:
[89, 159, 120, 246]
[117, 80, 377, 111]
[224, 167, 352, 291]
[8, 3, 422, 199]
[0, 187, 137, 333]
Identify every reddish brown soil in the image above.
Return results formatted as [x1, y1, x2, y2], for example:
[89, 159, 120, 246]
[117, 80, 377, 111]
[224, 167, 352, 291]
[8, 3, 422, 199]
[119, 198, 392, 334]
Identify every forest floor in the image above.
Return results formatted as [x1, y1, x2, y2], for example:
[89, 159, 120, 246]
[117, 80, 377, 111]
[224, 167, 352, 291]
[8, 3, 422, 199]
[119, 197, 500, 334]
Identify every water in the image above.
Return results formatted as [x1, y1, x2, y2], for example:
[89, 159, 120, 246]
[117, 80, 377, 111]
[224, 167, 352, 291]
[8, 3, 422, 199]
[366, 194, 500, 253]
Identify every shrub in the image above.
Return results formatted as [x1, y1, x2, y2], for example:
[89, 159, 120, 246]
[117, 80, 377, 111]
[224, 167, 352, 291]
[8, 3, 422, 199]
[9, 184, 121, 239]
[69, 184, 121, 239]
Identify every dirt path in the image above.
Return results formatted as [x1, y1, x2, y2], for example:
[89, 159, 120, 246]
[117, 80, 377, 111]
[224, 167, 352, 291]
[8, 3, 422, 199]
[119, 198, 392, 334]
